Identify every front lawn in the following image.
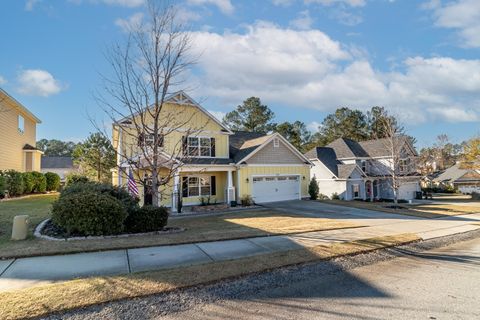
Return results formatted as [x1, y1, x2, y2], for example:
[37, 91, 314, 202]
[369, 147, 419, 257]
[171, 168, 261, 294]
[0, 194, 58, 248]
[323, 199, 480, 219]
[0, 197, 362, 259]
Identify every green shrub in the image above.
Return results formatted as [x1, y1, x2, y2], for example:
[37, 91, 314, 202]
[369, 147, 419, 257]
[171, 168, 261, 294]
[318, 193, 329, 200]
[0, 174, 6, 198]
[52, 191, 127, 236]
[45, 172, 61, 191]
[308, 178, 319, 200]
[125, 205, 169, 233]
[31, 171, 47, 193]
[331, 192, 340, 200]
[65, 174, 89, 186]
[61, 182, 138, 212]
[4, 170, 24, 196]
[22, 172, 35, 194]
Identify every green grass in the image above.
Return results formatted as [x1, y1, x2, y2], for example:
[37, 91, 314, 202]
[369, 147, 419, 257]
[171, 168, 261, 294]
[0, 194, 57, 248]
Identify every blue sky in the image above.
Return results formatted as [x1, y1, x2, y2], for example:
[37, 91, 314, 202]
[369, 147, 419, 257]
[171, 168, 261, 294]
[1, 0, 479, 148]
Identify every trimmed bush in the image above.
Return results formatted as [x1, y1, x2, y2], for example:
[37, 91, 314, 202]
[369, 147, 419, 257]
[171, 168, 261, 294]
[31, 171, 47, 193]
[52, 191, 127, 236]
[125, 205, 169, 233]
[65, 174, 89, 186]
[240, 195, 254, 206]
[45, 172, 61, 191]
[61, 182, 138, 212]
[22, 172, 35, 194]
[0, 174, 6, 198]
[308, 178, 319, 200]
[472, 192, 480, 200]
[4, 170, 24, 196]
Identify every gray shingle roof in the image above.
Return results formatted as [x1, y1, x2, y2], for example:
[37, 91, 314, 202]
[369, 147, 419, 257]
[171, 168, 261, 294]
[434, 163, 478, 183]
[337, 164, 359, 179]
[229, 131, 270, 163]
[41, 156, 74, 169]
[305, 147, 341, 176]
[326, 138, 369, 159]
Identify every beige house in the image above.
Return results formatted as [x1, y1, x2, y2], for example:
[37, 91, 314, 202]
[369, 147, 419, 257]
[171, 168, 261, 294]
[0, 88, 42, 172]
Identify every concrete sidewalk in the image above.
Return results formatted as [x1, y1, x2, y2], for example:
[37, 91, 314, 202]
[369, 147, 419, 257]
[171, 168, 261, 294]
[1, 210, 479, 292]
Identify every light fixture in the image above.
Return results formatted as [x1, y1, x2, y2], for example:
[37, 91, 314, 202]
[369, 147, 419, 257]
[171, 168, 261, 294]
[246, 178, 249, 183]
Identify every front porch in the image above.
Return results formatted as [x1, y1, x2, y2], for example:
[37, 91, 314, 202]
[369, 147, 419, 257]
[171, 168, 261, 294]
[115, 165, 237, 213]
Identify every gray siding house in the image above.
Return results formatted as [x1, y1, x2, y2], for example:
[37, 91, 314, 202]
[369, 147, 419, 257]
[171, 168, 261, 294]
[305, 137, 421, 201]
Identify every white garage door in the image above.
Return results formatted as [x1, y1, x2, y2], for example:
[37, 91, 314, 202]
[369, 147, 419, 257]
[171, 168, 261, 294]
[252, 175, 300, 203]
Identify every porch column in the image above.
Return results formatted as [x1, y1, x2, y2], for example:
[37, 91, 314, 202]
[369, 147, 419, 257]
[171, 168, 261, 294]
[118, 167, 123, 187]
[172, 172, 180, 213]
[370, 180, 374, 202]
[376, 180, 381, 199]
[363, 180, 368, 200]
[227, 170, 235, 205]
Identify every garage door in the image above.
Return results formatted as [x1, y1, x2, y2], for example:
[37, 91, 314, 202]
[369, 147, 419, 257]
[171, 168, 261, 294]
[252, 175, 300, 203]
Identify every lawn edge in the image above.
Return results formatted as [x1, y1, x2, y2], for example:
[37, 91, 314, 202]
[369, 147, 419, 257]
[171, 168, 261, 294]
[0, 233, 420, 320]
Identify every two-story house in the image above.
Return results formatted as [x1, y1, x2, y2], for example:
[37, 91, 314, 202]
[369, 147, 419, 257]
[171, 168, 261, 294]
[305, 137, 421, 201]
[0, 88, 43, 172]
[112, 91, 312, 212]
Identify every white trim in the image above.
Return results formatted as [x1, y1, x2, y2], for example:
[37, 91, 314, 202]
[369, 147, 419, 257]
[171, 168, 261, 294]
[179, 165, 236, 172]
[242, 164, 309, 167]
[236, 133, 312, 165]
[313, 158, 338, 179]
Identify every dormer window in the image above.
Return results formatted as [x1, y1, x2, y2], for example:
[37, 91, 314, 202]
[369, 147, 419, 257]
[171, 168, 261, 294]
[273, 138, 280, 148]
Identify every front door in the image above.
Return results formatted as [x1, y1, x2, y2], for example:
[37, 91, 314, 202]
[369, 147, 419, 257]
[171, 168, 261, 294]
[144, 177, 153, 205]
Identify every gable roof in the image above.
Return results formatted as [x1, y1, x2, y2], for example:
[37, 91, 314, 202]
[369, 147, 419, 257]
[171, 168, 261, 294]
[359, 136, 417, 158]
[434, 163, 478, 183]
[230, 132, 311, 165]
[337, 164, 362, 179]
[41, 156, 74, 169]
[305, 147, 341, 177]
[455, 170, 480, 183]
[115, 91, 232, 134]
[0, 88, 41, 124]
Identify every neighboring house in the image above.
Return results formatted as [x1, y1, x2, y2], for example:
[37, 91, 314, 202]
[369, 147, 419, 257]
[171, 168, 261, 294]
[41, 156, 76, 182]
[112, 91, 311, 212]
[421, 170, 444, 189]
[433, 162, 480, 194]
[305, 137, 421, 201]
[0, 88, 43, 172]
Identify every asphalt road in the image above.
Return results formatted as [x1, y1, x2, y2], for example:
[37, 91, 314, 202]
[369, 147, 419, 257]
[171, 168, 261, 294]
[162, 237, 480, 320]
[44, 234, 480, 320]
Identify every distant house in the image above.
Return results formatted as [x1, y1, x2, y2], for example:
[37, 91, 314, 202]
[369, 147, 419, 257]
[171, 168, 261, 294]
[0, 88, 43, 172]
[41, 156, 76, 182]
[305, 137, 421, 201]
[433, 163, 480, 194]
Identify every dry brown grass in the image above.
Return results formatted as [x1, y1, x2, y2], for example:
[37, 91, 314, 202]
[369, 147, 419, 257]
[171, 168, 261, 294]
[324, 200, 480, 219]
[0, 233, 420, 320]
[1, 209, 362, 259]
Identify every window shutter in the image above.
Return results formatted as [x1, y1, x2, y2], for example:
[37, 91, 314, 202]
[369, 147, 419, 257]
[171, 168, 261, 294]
[137, 132, 145, 147]
[158, 134, 164, 148]
[211, 138, 216, 157]
[211, 176, 216, 196]
[182, 136, 187, 156]
[182, 177, 188, 197]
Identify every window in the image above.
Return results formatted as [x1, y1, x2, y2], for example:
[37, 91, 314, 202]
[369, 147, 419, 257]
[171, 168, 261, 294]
[183, 176, 214, 197]
[138, 132, 163, 148]
[288, 176, 299, 181]
[361, 160, 367, 173]
[399, 159, 410, 173]
[277, 177, 287, 181]
[18, 115, 24, 133]
[273, 138, 280, 148]
[253, 177, 263, 182]
[265, 177, 275, 181]
[186, 137, 213, 157]
[352, 184, 360, 198]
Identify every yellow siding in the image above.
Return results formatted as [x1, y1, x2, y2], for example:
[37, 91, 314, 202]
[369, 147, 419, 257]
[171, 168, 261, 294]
[237, 165, 310, 199]
[180, 171, 226, 206]
[0, 94, 39, 172]
[114, 102, 230, 161]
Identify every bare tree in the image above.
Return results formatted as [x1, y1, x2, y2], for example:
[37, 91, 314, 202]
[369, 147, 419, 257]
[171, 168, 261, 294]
[96, 0, 209, 207]
[370, 115, 417, 205]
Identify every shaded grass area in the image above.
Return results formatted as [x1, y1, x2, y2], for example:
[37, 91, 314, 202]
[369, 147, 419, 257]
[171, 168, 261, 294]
[0, 202, 362, 259]
[0, 194, 58, 248]
[324, 200, 480, 219]
[0, 233, 420, 320]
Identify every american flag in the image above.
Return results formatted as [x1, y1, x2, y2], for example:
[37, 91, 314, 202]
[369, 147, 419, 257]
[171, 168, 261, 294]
[127, 169, 139, 197]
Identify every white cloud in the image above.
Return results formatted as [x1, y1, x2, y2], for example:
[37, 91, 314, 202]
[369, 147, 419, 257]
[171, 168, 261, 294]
[426, 0, 480, 48]
[330, 8, 363, 26]
[176, 7, 202, 24]
[17, 69, 64, 97]
[307, 121, 321, 132]
[272, 0, 295, 6]
[190, 23, 480, 123]
[115, 12, 144, 33]
[0, 75, 6, 85]
[187, 0, 234, 15]
[305, 0, 366, 7]
[25, 0, 41, 11]
[290, 10, 314, 30]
